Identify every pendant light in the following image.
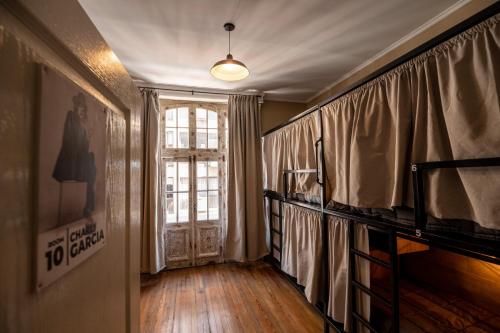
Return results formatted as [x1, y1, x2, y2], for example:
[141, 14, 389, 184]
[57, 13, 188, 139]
[210, 23, 249, 81]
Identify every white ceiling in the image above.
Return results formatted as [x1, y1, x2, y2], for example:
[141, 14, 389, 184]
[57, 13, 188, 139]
[79, 0, 461, 102]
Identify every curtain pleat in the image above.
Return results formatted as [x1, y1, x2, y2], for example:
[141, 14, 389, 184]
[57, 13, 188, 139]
[281, 203, 322, 304]
[140, 89, 165, 274]
[226, 95, 268, 261]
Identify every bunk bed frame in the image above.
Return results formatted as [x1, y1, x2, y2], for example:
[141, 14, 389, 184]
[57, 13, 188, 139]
[263, 3, 500, 333]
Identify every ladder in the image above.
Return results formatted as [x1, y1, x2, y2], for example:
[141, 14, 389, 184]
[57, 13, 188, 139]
[348, 223, 400, 333]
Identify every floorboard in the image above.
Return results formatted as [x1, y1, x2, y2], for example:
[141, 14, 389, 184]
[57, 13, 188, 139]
[141, 261, 323, 333]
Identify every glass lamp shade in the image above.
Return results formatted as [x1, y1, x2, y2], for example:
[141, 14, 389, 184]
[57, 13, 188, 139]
[210, 54, 249, 81]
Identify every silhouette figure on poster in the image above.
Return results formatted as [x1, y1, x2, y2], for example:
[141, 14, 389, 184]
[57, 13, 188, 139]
[52, 92, 96, 222]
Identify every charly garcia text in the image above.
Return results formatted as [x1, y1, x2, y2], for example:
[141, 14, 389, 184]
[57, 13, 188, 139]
[45, 223, 104, 271]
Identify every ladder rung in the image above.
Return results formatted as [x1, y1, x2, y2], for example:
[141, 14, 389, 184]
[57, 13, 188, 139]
[272, 244, 281, 251]
[352, 280, 392, 309]
[271, 228, 281, 235]
[271, 212, 280, 217]
[350, 248, 391, 269]
[352, 312, 378, 333]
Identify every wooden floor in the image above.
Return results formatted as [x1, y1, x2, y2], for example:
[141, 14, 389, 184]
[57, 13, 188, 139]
[140, 261, 323, 333]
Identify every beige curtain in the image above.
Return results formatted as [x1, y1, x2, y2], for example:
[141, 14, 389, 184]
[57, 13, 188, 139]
[140, 89, 165, 273]
[225, 95, 268, 261]
[322, 68, 412, 209]
[281, 203, 322, 304]
[408, 14, 500, 229]
[321, 14, 500, 229]
[262, 112, 320, 200]
[328, 217, 370, 332]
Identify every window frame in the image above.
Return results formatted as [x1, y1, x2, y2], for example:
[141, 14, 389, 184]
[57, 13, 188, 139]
[159, 100, 228, 226]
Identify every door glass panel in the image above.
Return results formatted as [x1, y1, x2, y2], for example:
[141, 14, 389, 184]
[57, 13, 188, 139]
[208, 177, 218, 190]
[178, 162, 189, 191]
[164, 161, 189, 224]
[166, 162, 177, 192]
[197, 191, 208, 221]
[208, 191, 218, 220]
[197, 161, 219, 222]
[166, 193, 177, 223]
[208, 161, 218, 176]
[178, 192, 189, 222]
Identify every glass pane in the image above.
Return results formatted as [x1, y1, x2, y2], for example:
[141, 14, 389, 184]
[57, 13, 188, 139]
[166, 193, 177, 223]
[196, 129, 207, 149]
[178, 192, 189, 222]
[197, 162, 207, 177]
[197, 191, 207, 221]
[208, 161, 218, 177]
[196, 108, 207, 128]
[178, 162, 189, 191]
[178, 107, 189, 127]
[166, 108, 176, 127]
[207, 110, 218, 128]
[165, 162, 177, 192]
[208, 177, 218, 190]
[166, 128, 176, 148]
[208, 191, 218, 220]
[207, 129, 218, 149]
[198, 177, 207, 191]
[178, 128, 189, 148]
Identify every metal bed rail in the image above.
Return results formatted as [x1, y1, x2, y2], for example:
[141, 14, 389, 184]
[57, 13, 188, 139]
[412, 157, 500, 236]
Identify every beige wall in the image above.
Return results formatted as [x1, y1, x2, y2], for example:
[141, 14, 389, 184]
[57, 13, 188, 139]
[261, 100, 306, 134]
[0, 1, 141, 333]
[307, 0, 496, 107]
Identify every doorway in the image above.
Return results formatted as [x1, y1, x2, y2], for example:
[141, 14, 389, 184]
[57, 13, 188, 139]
[160, 101, 227, 269]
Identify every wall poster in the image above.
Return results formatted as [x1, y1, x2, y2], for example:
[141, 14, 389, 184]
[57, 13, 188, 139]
[36, 65, 107, 290]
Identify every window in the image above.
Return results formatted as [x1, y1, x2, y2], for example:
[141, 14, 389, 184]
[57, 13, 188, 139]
[196, 108, 218, 149]
[165, 107, 189, 149]
[160, 101, 227, 224]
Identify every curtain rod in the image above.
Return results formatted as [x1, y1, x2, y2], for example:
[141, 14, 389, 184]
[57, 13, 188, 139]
[138, 86, 263, 97]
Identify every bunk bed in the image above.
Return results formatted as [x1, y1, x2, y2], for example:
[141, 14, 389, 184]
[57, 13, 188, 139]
[262, 4, 500, 333]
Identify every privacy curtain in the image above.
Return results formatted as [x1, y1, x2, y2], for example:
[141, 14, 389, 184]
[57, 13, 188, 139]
[225, 95, 268, 261]
[408, 14, 500, 229]
[140, 89, 165, 273]
[262, 112, 321, 201]
[281, 203, 322, 304]
[322, 68, 412, 210]
[328, 217, 370, 332]
[321, 14, 500, 229]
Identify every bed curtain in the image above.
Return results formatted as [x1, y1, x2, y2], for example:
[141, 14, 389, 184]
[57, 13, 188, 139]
[262, 112, 321, 201]
[281, 203, 322, 304]
[321, 14, 500, 229]
[408, 15, 500, 229]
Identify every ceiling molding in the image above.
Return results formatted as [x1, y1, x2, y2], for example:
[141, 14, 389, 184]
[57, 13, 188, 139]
[306, 0, 471, 104]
